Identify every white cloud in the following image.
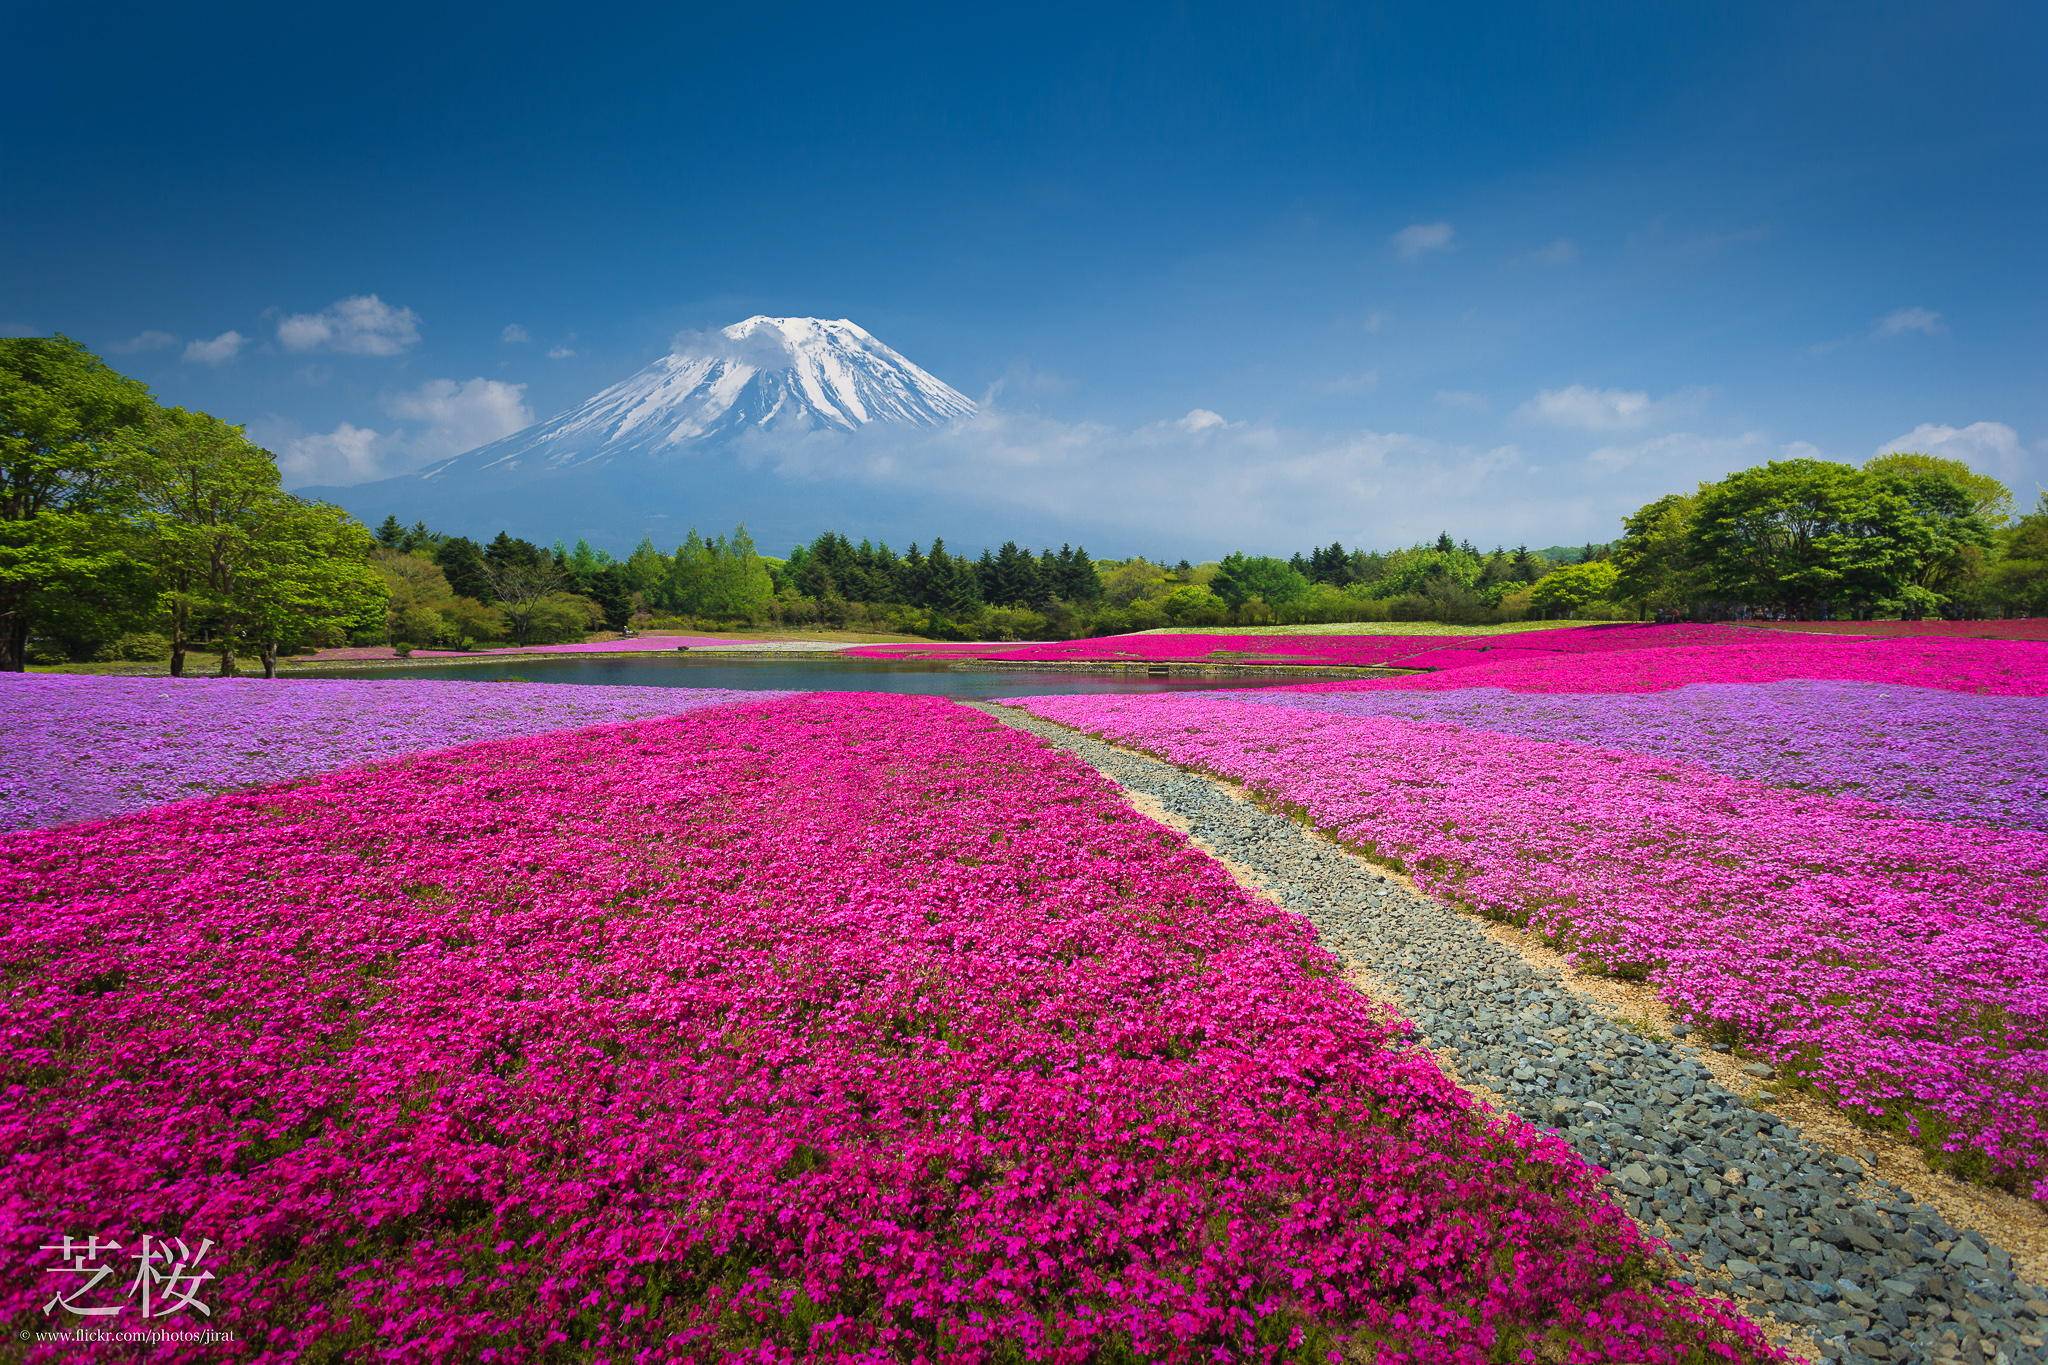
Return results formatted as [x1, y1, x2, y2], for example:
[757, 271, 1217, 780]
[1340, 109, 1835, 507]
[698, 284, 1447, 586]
[1779, 440, 1826, 459]
[1434, 389, 1489, 411]
[113, 330, 178, 353]
[383, 377, 532, 459]
[1873, 307, 1945, 339]
[181, 330, 247, 366]
[277, 422, 386, 484]
[277, 294, 421, 356]
[1530, 238, 1579, 266]
[1876, 421, 2024, 479]
[1517, 384, 1658, 432]
[980, 360, 1073, 406]
[729, 403, 1637, 551]
[500, 323, 531, 343]
[546, 345, 576, 360]
[1361, 309, 1391, 334]
[1176, 408, 1227, 433]
[1584, 430, 1768, 477]
[1320, 370, 1380, 395]
[1391, 221, 1455, 260]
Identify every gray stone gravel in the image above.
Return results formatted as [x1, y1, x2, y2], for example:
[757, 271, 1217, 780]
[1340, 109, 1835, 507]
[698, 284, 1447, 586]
[982, 704, 2048, 1365]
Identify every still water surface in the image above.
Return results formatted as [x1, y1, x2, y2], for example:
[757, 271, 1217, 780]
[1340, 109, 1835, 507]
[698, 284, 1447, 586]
[307, 654, 1303, 699]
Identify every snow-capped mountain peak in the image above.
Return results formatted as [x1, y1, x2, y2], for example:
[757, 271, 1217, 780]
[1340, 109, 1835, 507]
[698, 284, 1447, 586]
[421, 315, 975, 482]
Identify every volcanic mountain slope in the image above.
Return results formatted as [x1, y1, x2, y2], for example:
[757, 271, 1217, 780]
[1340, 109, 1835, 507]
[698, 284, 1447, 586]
[304, 316, 980, 549]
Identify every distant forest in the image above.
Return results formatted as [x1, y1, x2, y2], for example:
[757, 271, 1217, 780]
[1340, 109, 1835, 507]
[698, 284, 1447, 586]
[361, 516, 1622, 650]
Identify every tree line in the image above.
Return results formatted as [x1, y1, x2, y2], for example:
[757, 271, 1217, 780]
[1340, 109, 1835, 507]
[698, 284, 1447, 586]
[365, 515, 1619, 647]
[1610, 454, 2045, 620]
[2, 338, 383, 673]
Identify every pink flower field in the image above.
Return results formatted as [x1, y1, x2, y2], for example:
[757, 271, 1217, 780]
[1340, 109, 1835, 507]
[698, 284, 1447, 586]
[0, 675, 780, 832]
[850, 622, 2048, 696]
[0, 693, 1777, 1362]
[1014, 633, 2048, 1199]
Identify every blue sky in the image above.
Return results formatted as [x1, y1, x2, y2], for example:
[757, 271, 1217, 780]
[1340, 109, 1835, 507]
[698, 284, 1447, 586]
[6, 1, 2045, 553]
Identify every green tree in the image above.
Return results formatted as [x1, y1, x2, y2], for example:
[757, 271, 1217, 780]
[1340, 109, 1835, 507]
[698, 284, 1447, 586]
[1612, 493, 1703, 616]
[434, 536, 494, 601]
[1866, 451, 2014, 526]
[0, 337, 157, 669]
[1988, 494, 2048, 615]
[235, 499, 387, 674]
[623, 536, 668, 600]
[1210, 553, 1310, 611]
[1528, 560, 1621, 617]
[131, 407, 287, 675]
[1865, 457, 1996, 600]
[1689, 459, 1929, 616]
[1159, 583, 1228, 625]
[668, 525, 775, 620]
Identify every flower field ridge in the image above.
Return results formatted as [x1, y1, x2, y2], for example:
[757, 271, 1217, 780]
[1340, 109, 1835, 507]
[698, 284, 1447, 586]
[0, 674, 784, 832]
[0, 693, 1777, 1361]
[1330, 633, 2048, 696]
[849, 624, 2048, 697]
[1234, 680, 2048, 829]
[1009, 691, 2048, 1198]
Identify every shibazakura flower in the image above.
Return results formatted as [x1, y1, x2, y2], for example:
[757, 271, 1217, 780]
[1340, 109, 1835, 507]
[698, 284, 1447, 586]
[1012, 689, 2048, 1198]
[855, 624, 2048, 697]
[0, 673, 783, 831]
[0, 693, 1779, 1361]
[1233, 679, 2048, 829]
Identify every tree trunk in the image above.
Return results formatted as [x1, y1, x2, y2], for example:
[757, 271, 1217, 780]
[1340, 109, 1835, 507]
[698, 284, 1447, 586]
[1, 615, 26, 672]
[218, 644, 237, 677]
[168, 580, 188, 677]
[260, 642, 278, 678]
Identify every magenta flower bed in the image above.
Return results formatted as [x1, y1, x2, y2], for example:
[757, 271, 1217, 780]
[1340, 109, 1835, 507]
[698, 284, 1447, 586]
[1012, 692, 2048, 1198]
[1239, 680, 2048, 829]
[1761, 618, 2048, 642]
[853, 623, 2048, 695]
[0, 674, 779, 832]
[0, 694, 1775, 1361]
[1353, 634, 2048, 696]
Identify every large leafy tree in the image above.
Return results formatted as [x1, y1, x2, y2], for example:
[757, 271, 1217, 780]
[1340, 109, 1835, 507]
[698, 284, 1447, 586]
[234, 499, 388, 674]
[1866, 451, 2014, 526]
[1989, 494, 2048, 615]
[1611, 493, 1703, 616]
[1688, 459, 1931, 615]
[1209, 552, 1310, 610]
[0, 337, 157, 669]
[1528, 560, 1620, 617]
[1660, 456, 1997, 617]
[131, 407, 285, 675]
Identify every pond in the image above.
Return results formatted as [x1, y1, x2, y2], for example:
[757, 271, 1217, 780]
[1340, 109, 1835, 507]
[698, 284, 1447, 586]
[300, 654, 1309, 699]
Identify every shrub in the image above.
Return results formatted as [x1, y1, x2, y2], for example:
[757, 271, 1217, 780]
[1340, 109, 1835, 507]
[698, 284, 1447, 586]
[95, 632, 172, 662]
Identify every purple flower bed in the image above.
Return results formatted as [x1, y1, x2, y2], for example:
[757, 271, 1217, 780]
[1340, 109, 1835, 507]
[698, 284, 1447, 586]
[1235, 680, 2048, 829]
[0, 674, 783, 832]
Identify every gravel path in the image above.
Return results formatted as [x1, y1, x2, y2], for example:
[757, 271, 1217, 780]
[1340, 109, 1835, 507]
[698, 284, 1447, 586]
[983, 704, 2048, 1364]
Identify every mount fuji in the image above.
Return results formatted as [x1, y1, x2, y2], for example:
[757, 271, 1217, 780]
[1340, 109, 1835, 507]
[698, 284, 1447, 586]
[306, 317, 985, 551]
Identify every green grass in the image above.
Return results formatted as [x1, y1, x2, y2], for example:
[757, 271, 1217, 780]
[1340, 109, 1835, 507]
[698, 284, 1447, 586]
[1135, 619, 1624, 636]
[32, 651, 236, 676]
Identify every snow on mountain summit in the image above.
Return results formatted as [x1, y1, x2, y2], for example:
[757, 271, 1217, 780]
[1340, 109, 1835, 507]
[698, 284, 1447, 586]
[421, 316, 975, 481]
